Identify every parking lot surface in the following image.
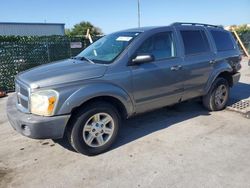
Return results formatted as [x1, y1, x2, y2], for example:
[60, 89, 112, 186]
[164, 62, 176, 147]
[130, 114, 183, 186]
[0, 61, 249, 188]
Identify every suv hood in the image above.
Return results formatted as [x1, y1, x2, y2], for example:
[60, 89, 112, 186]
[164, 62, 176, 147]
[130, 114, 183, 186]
[17, 59, 108, 88]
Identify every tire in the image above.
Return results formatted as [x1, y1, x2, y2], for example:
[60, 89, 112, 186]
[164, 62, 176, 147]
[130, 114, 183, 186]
[67, 101, 120, 156]
[202, 77, 229, 111]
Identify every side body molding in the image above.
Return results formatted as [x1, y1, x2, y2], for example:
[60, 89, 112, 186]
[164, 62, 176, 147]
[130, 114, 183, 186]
[57, 83, 134, 117]
[204, 60, 233, 94]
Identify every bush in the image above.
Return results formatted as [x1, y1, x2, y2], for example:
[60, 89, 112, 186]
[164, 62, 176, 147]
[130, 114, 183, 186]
[234, 25, 250, 53]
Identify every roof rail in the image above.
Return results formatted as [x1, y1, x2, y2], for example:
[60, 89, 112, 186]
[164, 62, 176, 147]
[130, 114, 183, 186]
[171, 22, 223, 29]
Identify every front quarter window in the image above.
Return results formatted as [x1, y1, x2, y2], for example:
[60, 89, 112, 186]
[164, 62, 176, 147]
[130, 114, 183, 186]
[77, 32, 140, 64]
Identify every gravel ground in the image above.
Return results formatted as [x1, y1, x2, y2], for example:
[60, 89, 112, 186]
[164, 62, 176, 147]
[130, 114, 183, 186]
[0, 61, 249, 188]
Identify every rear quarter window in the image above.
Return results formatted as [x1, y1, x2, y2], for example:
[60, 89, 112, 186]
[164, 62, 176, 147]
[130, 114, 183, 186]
[210, 30, 235, 51]
[180, 30, 210, 55]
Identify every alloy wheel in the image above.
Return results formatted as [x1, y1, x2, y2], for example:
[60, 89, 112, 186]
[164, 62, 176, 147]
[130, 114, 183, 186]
[82, 113, 115, 147]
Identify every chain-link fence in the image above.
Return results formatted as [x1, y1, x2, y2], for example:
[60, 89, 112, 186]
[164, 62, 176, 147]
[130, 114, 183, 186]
[243, 42, 250, 54]
[0, 33, 249, 92]
[0, 36, 97, 91]
[234, 29, 250, 54]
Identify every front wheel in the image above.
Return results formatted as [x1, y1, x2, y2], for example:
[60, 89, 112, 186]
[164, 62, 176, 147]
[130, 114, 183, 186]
[68, 102, 120, 156]
[202, 77, 229, 111]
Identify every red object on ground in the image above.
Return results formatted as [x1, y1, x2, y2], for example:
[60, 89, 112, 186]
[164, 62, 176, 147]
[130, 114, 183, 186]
[0, 90, 7, 97]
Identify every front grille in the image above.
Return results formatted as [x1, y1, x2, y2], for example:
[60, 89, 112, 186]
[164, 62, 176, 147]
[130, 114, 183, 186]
[16, 81, 30, 113]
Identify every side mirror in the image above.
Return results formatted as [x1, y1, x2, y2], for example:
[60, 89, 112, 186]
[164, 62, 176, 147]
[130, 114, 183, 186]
[131, 54, 154, 64]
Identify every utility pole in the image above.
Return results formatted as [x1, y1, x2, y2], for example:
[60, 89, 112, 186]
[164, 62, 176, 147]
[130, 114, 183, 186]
[137, 0, 141, 27]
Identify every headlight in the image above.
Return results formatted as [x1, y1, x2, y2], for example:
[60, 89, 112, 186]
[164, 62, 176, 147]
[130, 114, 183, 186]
[30, 90, 58, 116]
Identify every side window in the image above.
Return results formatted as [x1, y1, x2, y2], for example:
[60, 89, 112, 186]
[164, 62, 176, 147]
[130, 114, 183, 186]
[210, 30, 234, 51]
[180, 30, 210, 55]
[137, 32, 175, 60]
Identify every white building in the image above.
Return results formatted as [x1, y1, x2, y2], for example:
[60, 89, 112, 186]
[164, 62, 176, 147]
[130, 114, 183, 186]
[0, 22, 65, 36]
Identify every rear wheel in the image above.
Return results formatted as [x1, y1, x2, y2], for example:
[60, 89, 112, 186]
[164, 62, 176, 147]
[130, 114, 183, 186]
[202, 77, 229, 111]
[67, 102, 120, 156]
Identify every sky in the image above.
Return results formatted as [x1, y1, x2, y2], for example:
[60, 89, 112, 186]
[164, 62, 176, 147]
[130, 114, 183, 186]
[1, 0, 250, 34]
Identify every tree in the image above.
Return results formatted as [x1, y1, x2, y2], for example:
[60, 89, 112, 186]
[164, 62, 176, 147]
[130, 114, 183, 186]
[66, 21, 102, 37]
[235, 25, 250, 43]
[234, 25, 250, 53]
[65, 28, 71, 36]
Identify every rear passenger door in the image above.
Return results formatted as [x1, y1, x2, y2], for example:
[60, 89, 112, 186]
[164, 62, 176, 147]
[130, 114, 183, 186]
[176, 27, 215, 100]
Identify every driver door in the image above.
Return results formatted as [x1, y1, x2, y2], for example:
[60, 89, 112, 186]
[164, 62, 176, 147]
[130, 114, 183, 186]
[130, 30, 185, 113]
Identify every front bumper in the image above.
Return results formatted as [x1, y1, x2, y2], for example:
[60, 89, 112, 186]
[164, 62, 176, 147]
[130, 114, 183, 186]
[6, 94, 71, 139]
[232, 72, 241, 85]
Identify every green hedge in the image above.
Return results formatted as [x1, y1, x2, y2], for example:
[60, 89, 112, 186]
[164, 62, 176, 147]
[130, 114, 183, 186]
[0, 35, 95, 91]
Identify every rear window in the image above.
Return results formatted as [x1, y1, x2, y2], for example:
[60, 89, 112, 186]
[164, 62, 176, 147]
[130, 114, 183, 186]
[180, 30, 210, 55]
[210, 30, 234, 51]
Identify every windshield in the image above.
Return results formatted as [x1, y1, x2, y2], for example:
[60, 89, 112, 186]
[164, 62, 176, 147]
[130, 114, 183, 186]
[77, 32, 141, 64]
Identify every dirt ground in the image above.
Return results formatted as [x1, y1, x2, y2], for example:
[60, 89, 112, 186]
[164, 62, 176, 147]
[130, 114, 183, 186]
[0, 61, 249, 188]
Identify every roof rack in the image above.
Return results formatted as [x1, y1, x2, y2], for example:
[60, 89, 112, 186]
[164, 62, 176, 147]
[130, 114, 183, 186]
[171, 22, 223, 29]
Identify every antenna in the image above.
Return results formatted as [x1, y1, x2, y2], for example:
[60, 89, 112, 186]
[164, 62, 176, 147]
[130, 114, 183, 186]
[137, 0, 141, 28]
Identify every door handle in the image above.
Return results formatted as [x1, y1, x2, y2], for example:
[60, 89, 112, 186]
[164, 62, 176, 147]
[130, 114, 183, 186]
[209, 60, 216, 65]
[170, 65, 182, 71]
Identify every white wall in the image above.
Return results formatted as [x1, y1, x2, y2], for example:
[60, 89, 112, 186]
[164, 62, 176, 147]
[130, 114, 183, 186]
[0, 23, 65, 36]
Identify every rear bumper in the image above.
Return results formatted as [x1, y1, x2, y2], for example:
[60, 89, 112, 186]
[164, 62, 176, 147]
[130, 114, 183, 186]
[232, 72, 241, 85]
[6, 94, 71, 139]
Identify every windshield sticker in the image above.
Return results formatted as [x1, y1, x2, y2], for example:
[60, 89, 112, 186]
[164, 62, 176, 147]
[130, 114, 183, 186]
[116, 36, 133, 41]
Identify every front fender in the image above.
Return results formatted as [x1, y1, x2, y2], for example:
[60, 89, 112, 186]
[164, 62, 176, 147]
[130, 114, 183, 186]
[57, 83, 134, 116]
[204, 61, 233, 94]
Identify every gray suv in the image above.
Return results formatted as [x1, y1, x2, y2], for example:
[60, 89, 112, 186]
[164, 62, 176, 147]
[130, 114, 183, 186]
[7, 22, 241, 155]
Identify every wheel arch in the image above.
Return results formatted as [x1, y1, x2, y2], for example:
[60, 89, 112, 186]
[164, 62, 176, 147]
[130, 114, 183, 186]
[217, 71, 233, 87]
[57, 83, 134, 118]
[204, 64, 233, 94]
[70, 95, 129, 119]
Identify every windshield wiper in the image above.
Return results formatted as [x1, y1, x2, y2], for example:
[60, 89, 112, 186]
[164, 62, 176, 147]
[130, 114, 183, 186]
[71, 56, 95, 64]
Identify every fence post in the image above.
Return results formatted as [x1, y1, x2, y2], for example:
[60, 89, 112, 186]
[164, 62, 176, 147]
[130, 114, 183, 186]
[46, 38, 50, 63]
[69, 37, 72, 57]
